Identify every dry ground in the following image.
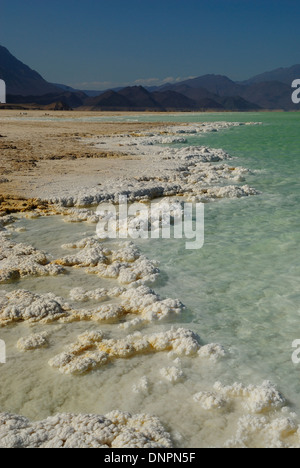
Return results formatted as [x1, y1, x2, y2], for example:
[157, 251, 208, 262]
[0, 110, 174, 212]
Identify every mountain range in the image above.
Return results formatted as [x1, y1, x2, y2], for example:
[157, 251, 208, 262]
[0, 45, 299, 111]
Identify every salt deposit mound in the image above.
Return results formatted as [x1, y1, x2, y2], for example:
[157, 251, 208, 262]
[0, 236, 65, 284]
[0, 411, 172, 448]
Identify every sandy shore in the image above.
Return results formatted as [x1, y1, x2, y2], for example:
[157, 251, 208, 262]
[0, 110, 176, 210]
[0, 110, 254, 210]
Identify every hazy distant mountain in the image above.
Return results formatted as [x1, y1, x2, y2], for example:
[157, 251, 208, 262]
[157, 83, 260, 110]
[82, 86, 204, 111]
[218, 96, 261, 111]
[52, 83, 79, 92]
[80, 86, 259, 112]
[160, 75, 244, 97]
[156, 74, 294, 110]
[83, 86, 164, 111]
[242, 65, 300, 86]
[189, 98, 225, 111]
[53, 84, 106, 97]
[0, 45, 61, 96]
[81, 90, 106, 97]
[151, 90, 198, 110]
[52, 83, 106, 98]
[239, 81, 294, 110]
[1, 44, 299, 111]
[164, 84, 218, 102]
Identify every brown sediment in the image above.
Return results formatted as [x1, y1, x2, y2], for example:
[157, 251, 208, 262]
[0, 195, 49, 214]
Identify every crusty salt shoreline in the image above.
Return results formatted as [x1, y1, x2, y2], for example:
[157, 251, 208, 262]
[1, 119, 299, 448]
[0, 411, 172, 448]
[40, 121, 260, 207]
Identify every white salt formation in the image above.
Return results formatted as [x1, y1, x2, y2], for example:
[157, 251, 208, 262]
[57, 237, 111, 267]
[48, 328, 200, 375]
[212, 381, 286, 414]
[0, 284, 183, 327]
[56, 239, 159, 285]
[186, 185, 259, 203]
[70, 284, 183, 325]
[17, 332, 49, 351]
[46, 122, 260, 207]
[0, 235, 65, 284]
[193, 391, 228, 411]
[192, 381, 300, 447]
[160, 366, 185, 384]
[0, 411, 172, 448]
[132, 376, 150, 394]
[71, 304, 126, 324]
[194, 381, 285, 414]
[96, 199, 184, 240]
[224, 413, 300, 448]
[69, 286, 124, 302]
[197, 343, 226, 361]
[0, 290, 69, 326]
[118, 285, 183, 322]
[63, 209, 100, 224]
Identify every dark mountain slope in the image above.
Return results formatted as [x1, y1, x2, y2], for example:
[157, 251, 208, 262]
[0, 45, 62, 96]
[161, 75, 245, 97]
[243, 65, 300, 86]
[118, 86, 163, 109]
[151, 90, 197, 110]
[7, 90, 87, 108]
[240, 81, 295, 110]
[83, 90, 135, 110]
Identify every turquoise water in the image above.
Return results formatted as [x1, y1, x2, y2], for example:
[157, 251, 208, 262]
[136, 112, 300, 410]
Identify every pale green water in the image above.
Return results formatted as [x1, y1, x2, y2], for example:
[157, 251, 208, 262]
[1, 112, 300, 446]
[138, 112, 300, 405]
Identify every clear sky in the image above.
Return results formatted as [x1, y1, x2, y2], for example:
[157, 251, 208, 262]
[1, 0, 299, 90]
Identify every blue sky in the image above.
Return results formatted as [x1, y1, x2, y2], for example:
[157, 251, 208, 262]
[1, 0, 299, 90]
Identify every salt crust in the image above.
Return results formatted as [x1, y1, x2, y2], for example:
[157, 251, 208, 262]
[224, 413, 300, 448]
[0, 235, 183, 327]
[46, 122, 260, 208]
[96, 199, 185, 240]
[48, 328, 201, 375]
[193, 381, 300, 447]
[0, 235, 65, 284]
[70, 284, 184, 324]
[0, 226, 174, 449]
[17, 332, 49, 351]
[194, 380, 285, 413]
[198, 343, 226, 361]
[56, 239, 160, 285]
[132, 376, 150, 394]
[213, 380, 286, 414]
[0, 411, 172, 448]
[0, 290, 69, 326]
[0, 286, 183, 327]
[160, 366, 185, 384]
